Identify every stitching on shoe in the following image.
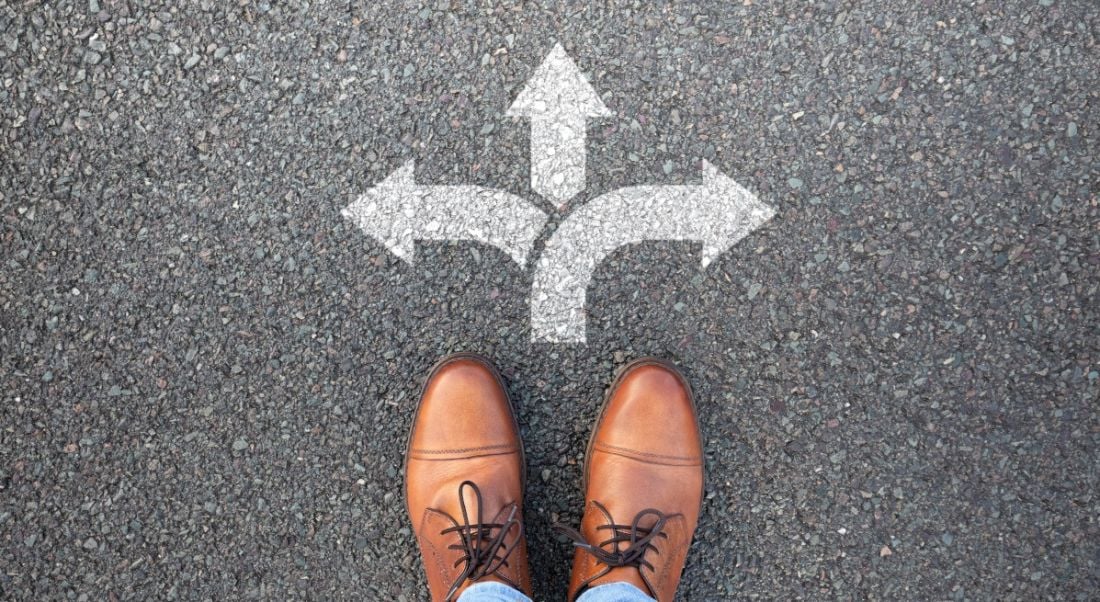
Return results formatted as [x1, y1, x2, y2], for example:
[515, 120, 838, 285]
[593, 442, 702, 464]
[421, 509, 454, 589]
[652, 515, 685, 596]
[410, 443, 517, 454]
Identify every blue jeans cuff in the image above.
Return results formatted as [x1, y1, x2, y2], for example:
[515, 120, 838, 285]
[576, 581, 657, 602]
[456, 581, 533, 602]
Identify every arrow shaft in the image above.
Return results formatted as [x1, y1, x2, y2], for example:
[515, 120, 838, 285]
[342, 171, 548, 267]
[530, 185, 713, 343]
[529, 115, 588, 204]
[412, 186, 549, 266]
[409, 185, 545, 266]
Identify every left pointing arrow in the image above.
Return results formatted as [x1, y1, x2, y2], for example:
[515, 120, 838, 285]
[341, 161, 549, 267]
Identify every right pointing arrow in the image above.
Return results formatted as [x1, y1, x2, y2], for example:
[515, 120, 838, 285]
[530, 160, 776, 343]
[341, 161, 548, 267]
[507, 44, 611, 205]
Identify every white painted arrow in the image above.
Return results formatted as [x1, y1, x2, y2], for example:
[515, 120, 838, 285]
[341, 161, 549, 267]
[507, 43, 612, 205]
[530, 161, 775, 343]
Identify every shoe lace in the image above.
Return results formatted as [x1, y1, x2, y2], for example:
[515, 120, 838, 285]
[555, 501, 680, 596]
[438, 480, 523, 601]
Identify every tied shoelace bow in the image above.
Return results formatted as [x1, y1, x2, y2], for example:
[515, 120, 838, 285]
[438, 480, 523, 601]
[555, 501, 681, 598]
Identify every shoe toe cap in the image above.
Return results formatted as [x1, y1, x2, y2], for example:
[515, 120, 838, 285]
[593, 361, 702, 464]
[409, 357, 519, 456]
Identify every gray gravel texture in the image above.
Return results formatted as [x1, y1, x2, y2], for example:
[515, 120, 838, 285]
[2, 1, 1098, 600]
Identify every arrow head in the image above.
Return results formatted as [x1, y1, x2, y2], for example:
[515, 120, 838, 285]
[699, 160, 776, 268]
[341, 160, 419, 265]
[507, 44, 612, 118]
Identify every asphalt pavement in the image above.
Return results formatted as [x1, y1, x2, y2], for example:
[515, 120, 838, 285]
[1, 1, 1098, 600]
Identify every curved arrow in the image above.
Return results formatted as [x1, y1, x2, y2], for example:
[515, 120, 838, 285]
[530, 161, 775, 343]
[341, 161, 548, 267]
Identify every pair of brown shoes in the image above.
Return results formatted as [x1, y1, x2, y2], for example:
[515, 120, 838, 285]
[405, 354, 704, 602]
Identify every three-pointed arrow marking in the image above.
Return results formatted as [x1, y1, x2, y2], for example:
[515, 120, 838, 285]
[341, 161, 549, 267]
[530, 160, 776, 343]
[507, 43, 612, 205]
[342, 45, 777, 345]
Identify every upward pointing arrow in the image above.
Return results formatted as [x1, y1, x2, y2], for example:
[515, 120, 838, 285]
[507, 44, 611, 205]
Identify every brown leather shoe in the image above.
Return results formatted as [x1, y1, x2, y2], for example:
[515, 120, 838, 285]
[404, 353, 531, 601]
[561, 358, 704, 602]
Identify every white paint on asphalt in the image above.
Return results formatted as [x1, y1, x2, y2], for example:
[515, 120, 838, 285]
[341, 161, 549, 267]
[530, 161, 775, 343]
[506, 43, 611, 204]
[343, 46, 775, 343]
